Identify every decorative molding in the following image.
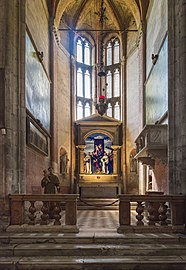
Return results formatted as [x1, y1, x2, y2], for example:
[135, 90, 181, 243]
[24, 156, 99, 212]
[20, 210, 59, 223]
[134, 124, 168, 164]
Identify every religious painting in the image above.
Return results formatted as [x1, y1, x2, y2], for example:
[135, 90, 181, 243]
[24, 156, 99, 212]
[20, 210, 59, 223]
[25, 31, 50, 131]
[26, 117, 48, 155]
[84, 133, 113, 174]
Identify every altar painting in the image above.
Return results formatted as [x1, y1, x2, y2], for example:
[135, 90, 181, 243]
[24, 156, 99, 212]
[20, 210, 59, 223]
[84, 133, 113, 174]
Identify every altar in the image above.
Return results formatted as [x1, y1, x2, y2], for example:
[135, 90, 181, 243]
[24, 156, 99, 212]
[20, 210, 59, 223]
[75, 114, 122, 198]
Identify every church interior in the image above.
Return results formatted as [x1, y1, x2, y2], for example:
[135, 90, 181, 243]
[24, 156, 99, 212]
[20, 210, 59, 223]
[0, 0, 186, 269]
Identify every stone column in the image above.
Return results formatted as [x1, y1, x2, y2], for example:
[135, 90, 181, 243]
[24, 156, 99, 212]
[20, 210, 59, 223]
[76, 145, 86, 174]
[168, 0, 186, 194]
[111, 146, 121, 174]
[0, 0, 26, 224]
[2, 0, 26, 195]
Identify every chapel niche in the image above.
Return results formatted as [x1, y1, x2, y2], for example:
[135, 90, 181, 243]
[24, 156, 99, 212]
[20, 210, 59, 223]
[74, 114, 122, 198]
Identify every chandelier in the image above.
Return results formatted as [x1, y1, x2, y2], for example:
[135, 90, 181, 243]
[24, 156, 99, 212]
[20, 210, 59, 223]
[95, 0, 108, 116]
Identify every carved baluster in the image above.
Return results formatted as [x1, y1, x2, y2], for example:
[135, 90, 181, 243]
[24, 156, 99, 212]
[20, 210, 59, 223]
[136, 201, 144, 226]
[53, 202, 61, 225]
[147, 202, 156, 226]
[28, 201, 36, 225]
[40, 201, 49, 225]
[158, 202, 168, 226]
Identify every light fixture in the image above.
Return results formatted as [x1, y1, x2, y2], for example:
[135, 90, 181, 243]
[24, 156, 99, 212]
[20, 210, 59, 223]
[95, 0, 108, 116]
[95, 0, 107, 77]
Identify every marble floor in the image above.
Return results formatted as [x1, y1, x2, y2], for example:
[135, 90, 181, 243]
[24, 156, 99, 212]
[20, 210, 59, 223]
[61, 210, 142, 231]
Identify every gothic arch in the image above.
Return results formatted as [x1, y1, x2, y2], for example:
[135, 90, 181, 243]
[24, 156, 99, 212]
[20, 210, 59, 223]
[83, 130, 114, 142]
[54, 0, 141, 29]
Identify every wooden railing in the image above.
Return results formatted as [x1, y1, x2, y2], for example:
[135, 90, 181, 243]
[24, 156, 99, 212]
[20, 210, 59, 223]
[9, 194, 79, 233]
[118, 195, 186, 233]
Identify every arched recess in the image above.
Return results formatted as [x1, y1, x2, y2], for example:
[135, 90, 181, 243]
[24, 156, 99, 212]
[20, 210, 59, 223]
[59, 147, 68, 176]
[83, 129, 114, 142]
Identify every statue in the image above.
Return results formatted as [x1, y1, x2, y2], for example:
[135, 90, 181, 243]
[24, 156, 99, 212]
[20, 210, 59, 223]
[60, 153, 69, 176]
[41, 167, 60, 194]
[96, 95, 107, 116]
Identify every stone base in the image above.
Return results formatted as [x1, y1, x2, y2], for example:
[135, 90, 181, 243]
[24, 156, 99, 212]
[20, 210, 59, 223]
[117, 225, 186, 234]
[6, 225, 79, 234]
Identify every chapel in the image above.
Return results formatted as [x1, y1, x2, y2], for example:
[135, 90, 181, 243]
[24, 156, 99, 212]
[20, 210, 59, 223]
[0, 0, 186, 269]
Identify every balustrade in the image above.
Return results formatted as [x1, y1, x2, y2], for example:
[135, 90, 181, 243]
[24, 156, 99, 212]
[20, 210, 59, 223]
[118, 194, 185, 233]
[9, 194, 79, 233]
[8, 193, 185, 234]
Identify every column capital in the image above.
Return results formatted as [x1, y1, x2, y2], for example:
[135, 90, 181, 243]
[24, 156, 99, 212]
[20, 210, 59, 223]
[76, 145, 86, 150]
[111, 145, 121, 151]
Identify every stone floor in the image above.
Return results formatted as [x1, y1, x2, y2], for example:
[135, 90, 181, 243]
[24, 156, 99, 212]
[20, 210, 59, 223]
[77, 210, 119, 230]
[0, 210, 186, 270]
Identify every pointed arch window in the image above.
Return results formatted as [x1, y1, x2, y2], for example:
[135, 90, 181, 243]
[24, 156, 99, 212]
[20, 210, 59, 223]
[114, 68, 120, 97]
[107, 103, 112, 117]
[77, 101, 83, 120]
[85, 102, 91, 117]
[114, 101, 120, 120]
[84, 70, 91, 98]
[107, 42, 112, 66]
[84, 42, 91, 65]
[77, 68, 83, 97]
[76, 37, 92, 120]
[105, 38, 121, 120]
[77, 39, 83, 63]
[106, 70, 112, 99]
[114, 39, 120, 64]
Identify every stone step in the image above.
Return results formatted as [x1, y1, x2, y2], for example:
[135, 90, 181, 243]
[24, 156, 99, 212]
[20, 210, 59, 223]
[1, 243, 186, 257]
[1, 232, 186, 245]
[0, 255, 186, 270]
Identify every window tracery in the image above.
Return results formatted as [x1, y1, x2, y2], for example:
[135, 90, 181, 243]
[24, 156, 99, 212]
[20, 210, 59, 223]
[76, 37, 92, 120]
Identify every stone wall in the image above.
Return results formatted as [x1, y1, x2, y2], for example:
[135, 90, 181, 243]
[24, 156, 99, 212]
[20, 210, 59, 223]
[0, 0, 5, 68]
[0, 0, 27, 224]
[126, 37, 141, 193]
[25, 0, 51, 193]
[168, 0, 186, 194]
[146, 0, 168, 77]
[56, 44, 71, 192]
[0, 0, 6, 199]
[26, 0, 50, 74]
[142, 0, 168, 194]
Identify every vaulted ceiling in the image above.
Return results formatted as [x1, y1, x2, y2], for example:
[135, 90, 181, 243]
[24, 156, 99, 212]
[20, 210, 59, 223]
[47, 0, 149, 31]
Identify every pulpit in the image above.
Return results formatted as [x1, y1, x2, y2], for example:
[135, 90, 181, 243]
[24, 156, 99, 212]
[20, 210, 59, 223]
[74, 114, 122, 198]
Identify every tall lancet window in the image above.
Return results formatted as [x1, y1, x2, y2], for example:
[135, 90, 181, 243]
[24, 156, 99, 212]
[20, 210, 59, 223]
[105, 38, 121, 120]
[76, 37, 92, 120]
